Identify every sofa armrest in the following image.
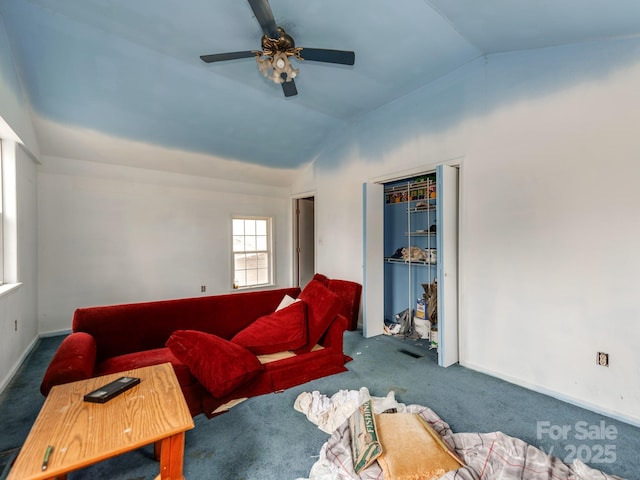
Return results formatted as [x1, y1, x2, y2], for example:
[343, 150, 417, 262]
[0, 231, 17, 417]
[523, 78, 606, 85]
[319, 313, 348, 353]
[40, 332, 97, 396]
[327, 279, 362, 331]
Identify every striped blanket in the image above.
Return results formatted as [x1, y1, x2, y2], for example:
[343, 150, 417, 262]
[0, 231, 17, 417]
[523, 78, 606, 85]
[295, 390, 624, 480]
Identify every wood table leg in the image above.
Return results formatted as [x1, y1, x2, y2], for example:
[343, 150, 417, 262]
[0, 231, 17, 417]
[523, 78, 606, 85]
[158, 432, 186, 480]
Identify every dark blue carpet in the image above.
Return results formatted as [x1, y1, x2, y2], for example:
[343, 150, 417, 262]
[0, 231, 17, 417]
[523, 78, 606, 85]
[1, 332, 638, 479]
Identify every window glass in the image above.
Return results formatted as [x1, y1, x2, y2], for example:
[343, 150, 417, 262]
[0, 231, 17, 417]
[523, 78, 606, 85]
[232, 217, 272, 289]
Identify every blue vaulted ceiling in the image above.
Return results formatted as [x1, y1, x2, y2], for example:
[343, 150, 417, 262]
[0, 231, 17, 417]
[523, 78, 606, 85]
[1, 0, 640, 170]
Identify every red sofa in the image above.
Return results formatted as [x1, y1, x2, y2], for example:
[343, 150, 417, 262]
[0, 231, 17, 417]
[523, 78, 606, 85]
[40, 275, 362, 418]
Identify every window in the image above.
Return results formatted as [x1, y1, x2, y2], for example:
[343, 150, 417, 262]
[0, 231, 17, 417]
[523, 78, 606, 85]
[0, 129, 21, 289]
[232, 216, 273, 289]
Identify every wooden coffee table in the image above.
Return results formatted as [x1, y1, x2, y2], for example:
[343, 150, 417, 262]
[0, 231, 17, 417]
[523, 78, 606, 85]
[8, 362, 194, 480]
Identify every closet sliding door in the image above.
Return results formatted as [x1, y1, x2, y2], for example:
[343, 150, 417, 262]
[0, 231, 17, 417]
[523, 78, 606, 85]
[436, 164, 459, 367]
[363, 182, 385, 338]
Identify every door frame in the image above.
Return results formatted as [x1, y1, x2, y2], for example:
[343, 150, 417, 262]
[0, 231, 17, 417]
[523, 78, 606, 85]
[363, 159, 462, 365]
[291, 192, 316, 288]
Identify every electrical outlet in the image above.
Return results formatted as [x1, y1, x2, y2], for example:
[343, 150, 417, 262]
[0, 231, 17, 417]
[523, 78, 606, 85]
[200, 285, 206, 293]
[597, 352, 609, 367]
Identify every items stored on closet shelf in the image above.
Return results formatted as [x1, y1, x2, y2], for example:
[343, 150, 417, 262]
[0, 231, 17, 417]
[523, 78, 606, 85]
[387, 246, 437, 264]
[415, 298, 425, 319]
[422, 280, 437, 323]
[384, 175, 436, 205]
[403, 246, 436, 264]
[414, 298, 430, 339]
[422, 280, 438, 349]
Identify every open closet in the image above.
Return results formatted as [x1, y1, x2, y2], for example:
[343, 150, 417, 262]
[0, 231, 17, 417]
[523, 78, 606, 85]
[363, 164, 459, 367]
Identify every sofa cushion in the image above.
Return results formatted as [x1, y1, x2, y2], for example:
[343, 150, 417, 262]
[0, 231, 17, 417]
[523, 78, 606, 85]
[166, 330, 264, 398]
[94, 347, 196, 387]
[293, 279, 343, 354]
[231, 300, 307, 355]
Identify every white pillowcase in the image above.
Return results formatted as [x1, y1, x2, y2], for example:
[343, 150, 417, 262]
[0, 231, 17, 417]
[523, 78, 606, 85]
[276, 294, 301, 311]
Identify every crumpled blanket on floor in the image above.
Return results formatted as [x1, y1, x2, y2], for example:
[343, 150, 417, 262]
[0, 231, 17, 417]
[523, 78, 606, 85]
[294, 389, 624, 480]
[294, 388, 403, 434]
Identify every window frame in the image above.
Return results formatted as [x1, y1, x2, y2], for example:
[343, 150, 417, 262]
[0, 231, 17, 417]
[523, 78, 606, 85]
[231, 215, 274, 290]
[0, 140, 4, 285]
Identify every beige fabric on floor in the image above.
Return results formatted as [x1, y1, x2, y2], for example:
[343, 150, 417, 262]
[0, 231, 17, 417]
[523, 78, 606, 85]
[211, 397, 248, 415]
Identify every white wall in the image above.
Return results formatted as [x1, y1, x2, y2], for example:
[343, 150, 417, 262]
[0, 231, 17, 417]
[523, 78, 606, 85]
[37, 156, 292, 333]
[0, 15, 40, 393]
[297, 37, 640, 424]
[461, 43, 640, 424]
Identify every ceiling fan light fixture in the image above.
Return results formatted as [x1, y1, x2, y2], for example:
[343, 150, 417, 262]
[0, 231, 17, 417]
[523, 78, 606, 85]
[256, 51, 298, 84]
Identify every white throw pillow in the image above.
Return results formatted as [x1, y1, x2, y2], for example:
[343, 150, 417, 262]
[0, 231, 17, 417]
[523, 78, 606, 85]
[275, 294, 301, 311]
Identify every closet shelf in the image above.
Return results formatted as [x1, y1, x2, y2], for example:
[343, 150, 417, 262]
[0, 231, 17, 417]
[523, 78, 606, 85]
[384, 257, 437, 266]
[408, 205, 436, 213]
[405, 231, 436, 237]
[384, 179, 433, 193]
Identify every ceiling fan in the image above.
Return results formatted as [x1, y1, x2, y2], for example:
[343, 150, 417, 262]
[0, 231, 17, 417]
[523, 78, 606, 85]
[200, 0, 355, 97]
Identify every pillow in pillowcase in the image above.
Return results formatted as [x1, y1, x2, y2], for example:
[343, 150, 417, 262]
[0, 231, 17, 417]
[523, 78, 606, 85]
[166, 329, 264, 398]
[231, 300, 307, 355]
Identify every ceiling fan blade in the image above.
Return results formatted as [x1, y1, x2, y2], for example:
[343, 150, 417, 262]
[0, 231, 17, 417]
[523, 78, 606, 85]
[200, 51, 256, 63]
[248, 0, 279, 38]
[281, 79, 298, 97]
[299, 48, 355, 66]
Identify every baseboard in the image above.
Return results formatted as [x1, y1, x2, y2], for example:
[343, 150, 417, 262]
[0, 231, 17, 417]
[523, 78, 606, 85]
[461, 360, 640, 429]
[0, 336, 39, 396]
[39, 328, 71, 338]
